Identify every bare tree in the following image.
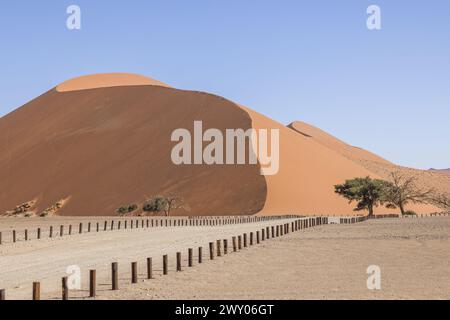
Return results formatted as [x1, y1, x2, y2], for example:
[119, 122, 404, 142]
[165, 195, 190, 217]
[383, 171, 434, 216]
[431, 193, 450, 211]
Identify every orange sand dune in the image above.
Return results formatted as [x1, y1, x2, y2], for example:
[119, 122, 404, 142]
[0, 74, 266, 216]
[0, 73, 443, 216]
[56, 73, 171, 92]
[241, 110, 439, 215]
[286, 121, 448, 213]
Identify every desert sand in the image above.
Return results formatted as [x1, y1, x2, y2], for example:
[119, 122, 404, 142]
[0, 217, 295, 300]
[94, 217, 450, 300]
[289, 121, 450, 209]
[0, 73, 445, 216]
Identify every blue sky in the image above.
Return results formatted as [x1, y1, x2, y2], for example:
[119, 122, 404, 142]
[0, 0, 449, 169]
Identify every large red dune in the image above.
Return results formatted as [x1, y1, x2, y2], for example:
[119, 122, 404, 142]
[0, 73, 445, 216]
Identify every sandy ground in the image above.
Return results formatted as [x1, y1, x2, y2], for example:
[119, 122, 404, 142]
[1, 217, 449, 300]
[0, 217, 294, 300]
[95, 217, 450, 300]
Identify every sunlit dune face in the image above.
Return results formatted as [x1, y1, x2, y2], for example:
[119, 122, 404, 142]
[56, 73, 171, 92]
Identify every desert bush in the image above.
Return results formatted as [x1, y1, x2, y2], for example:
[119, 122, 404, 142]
[403, 210, 417, 216]
[143, 197, 168, 213]
[116, 204, 138, 215]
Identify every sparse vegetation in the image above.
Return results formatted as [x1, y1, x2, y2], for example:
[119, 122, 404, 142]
[334, 177, 387, 217]
[336, 172, 437, 217]
[430, 193, 450, 211]
[143, 195, 189, 216]
[116, 204, 138, 215]
[382, 171, 434, 216]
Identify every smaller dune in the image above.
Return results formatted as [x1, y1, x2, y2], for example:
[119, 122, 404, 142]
[56, 73, 171, 92]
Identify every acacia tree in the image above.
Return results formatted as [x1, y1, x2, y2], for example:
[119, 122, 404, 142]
[334, 177, 386, 217]
[382, 171, 434, 216]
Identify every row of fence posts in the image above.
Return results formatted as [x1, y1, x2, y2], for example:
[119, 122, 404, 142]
[0, 216, 340, 300]
[0, 215, 299, 245]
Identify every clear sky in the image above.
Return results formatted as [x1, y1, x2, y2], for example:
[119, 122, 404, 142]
[0, 0, 449, 169]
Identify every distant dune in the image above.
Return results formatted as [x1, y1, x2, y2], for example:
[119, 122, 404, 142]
[0, 73, 445, 216]
[430, 168, 450, 175]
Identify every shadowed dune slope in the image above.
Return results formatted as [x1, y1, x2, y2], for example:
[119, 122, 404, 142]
[0, 80, 267, 216]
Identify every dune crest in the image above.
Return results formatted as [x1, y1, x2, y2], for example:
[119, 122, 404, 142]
[56, 73, 171, 92]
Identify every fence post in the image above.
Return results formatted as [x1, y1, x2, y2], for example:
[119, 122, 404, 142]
[209, 242, 215, 260]
[238, 235, 242, 250]
[198, 247, 203, 264]
[60, 226, 64, 237]
[112, 262, 119, 290]
[89, 270, 96, 298]
[232, 237, 237, 252]
[49, 226, 53, 238]
[13, 230, 16, 243]
[217, 240, 222, 257]
[163, 255, 168, 275]
[188, 249, 193, 267]
[147, 258, 153, 279]
[244, 233, 248, 247]
[223, 239, 228, 254]
[32, 282, 40, 300]
[177, 252, 182, 272]
[79, 223, 83, 234]
[25, 229, 28, 241]
[131, 262, 138, 283]
[256, 231, 260, 244]
[62, 277, 69, 300]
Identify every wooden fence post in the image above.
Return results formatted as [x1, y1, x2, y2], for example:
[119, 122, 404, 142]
[79, 223, 83, 234]
[232, 236, 237, 252]
[131, 262, 138, 283]
[177, 252, 182, 272]
[25, 229, 28, 241]
[188, 248, 193, 267]
[32, 282, 40, 300]
[62, 277, 69, 300]
[244, 233, 248, 247]
[163, 255, 168, 275]
[49, 226, 53, 238]
[147, 258, 153, 279]
[256, 231, 260, 244]
[60, 225, 64, 237]
[238, 235, 242, 250]
[198, 247, 203, 264]
[112, 262, 119, 290]
[13, 230, 16, 243]
[89, 270, 96, 298]
[223, 239, 228, 254]
[209, 242, 215, 260]
[217, 240, 222, 257]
